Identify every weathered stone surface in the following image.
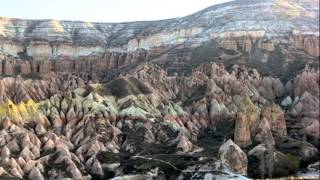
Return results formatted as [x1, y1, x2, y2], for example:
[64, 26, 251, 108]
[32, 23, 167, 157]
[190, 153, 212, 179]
[234, 112, 251, 147]
[281, 96, 293, 107]
[0, 61, 315, 179]
[0, 1, 318, 178]
[276, 137, 319, 164]
[218, 139, 248, 175]
[28, 167, 44, 180]
[0, 0, 318, 79]
[248, 144, 301, 178]
[261, 104, 287, 137]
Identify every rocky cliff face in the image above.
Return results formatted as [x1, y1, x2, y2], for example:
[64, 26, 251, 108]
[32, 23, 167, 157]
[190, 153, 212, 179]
[0, 0, 319, 179]
[0, 0, 319, 79]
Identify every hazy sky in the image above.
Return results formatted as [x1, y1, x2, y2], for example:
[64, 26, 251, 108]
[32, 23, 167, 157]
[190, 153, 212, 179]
[0, 0, 232, 22]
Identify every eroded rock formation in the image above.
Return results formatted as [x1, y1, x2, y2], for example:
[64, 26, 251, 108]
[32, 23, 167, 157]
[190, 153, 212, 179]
[0, 0, 319, 179]
[0, 62, 317, 179]
[0, 0, 319, 79]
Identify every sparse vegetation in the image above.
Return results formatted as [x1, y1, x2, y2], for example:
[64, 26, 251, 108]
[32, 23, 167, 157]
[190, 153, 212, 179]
[284, 153, 300, 173]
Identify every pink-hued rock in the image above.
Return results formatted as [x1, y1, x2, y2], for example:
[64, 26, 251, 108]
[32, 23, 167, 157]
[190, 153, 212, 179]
[0, 60, 317, 179]
[234, 113, 251, 147]
[261, 104, 287, 137]
[304, 119, 319, 141]
[218, 139, 248, 175]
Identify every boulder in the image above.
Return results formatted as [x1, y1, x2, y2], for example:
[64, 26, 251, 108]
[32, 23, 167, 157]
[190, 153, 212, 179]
[281, 96, 292, 107]
[218, 139, 248, 175]
[91, 159, 104, 177]
[276, 137, 319, 164]
[177, 135, 193, 153]
[28, 167, 44, 180]
[248, 144, 301, 178]
[304, 119, 319, 145]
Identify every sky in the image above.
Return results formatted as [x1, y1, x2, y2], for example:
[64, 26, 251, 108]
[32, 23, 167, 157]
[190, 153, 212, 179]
[0, 0, 232, 22]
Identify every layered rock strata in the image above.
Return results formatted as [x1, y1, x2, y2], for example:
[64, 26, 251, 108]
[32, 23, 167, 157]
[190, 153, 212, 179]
[0, 0, 319, 78]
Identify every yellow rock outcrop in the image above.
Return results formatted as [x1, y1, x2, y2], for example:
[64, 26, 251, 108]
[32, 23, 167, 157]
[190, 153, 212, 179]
[0, 99, 38, 124]
[240, 96, 261, 129]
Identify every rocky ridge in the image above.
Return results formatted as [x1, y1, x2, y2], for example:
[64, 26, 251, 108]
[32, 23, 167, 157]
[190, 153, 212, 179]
[0, 0, 319, 179]
[0, 62, 318, 179]
[0, 0, 319, 79]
